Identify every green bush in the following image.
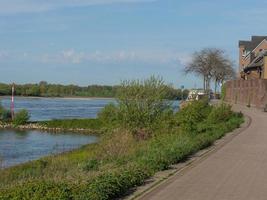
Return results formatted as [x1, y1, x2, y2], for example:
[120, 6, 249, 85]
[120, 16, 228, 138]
[176, 100, 212, 133]
[73, 165, 151, 200]
[117, 76, 171, 131]
[98, 76, 172, 134]
[98, 103, 119, 126]
[13, 109, 30, 126]
[207, 103, 233, 123]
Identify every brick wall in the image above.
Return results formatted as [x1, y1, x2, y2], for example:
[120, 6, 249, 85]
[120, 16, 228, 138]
[225, 79, 267, 108]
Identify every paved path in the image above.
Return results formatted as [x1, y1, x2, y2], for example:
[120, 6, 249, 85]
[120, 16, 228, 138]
[140, 105, 267, 200]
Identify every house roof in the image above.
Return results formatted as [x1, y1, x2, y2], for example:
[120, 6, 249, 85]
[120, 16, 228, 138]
[239, 36, 267, 51]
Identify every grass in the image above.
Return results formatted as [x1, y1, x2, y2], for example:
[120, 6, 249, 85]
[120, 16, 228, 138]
[38, 118, 104, 132]
[0, 104, 244, 200]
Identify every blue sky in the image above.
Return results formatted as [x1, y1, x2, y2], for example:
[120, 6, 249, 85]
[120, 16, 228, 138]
[0, 0, 267, 88]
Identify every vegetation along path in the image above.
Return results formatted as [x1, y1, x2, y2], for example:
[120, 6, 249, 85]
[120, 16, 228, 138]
[139, 104, 267, 200]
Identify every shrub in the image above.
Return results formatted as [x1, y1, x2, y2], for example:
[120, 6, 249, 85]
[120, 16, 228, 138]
[176, 100, 212, 133]
[98, 103, 119, 126]
[73, 165, 151, 200]
[98, 76, 173, 134]
[207, 103, 233, 123]
[13, 109, 30, 126]
[116, 76, 172, 132]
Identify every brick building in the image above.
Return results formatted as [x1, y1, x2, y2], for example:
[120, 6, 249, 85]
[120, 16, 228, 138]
[239, 36, 267, 80]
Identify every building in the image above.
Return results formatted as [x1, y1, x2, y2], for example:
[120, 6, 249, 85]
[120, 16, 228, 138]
[239, 36, 267, 79]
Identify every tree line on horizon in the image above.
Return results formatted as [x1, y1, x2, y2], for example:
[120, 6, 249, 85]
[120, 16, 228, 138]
[0, 81, 189, 100]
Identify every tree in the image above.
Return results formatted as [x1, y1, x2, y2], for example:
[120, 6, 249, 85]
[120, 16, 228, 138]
[213, 59, 236, 94]
[185, 48, 235, 94]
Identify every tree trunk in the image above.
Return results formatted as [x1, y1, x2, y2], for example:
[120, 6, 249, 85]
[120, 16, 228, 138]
[203, 76, 206, 91]
[214, 81, 218, 99]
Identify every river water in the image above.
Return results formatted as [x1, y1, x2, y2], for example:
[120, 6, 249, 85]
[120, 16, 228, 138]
[0, 97, 115, 121]
[0, 129, 98, 168]
[0, 97, 112, 168]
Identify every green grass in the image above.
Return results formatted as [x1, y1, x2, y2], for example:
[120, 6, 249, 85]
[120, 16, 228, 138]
[38, 118, 104, 131]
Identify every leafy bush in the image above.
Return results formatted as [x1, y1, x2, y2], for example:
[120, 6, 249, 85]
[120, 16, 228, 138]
[176, 100, 212, 133]
[117, 76, 171, 131]
[72, 165, 151, 200]
[98, 103, 119, 126]
[98, 76, 173, 135]
[207, 103, 233, 123]
[13, 109, 30, 126]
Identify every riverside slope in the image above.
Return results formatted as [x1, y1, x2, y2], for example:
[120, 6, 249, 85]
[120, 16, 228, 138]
[139, 104, 267, 200]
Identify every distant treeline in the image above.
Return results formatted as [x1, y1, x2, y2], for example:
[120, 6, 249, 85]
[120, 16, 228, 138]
[0, 82, 188, 100]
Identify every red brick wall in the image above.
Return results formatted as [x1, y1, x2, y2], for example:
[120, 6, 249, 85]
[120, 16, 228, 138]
[225, 79, 267, 108]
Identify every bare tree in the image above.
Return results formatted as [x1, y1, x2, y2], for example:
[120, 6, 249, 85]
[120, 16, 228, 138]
[213, 59, 236, 94]
[185, 48, 235, 94]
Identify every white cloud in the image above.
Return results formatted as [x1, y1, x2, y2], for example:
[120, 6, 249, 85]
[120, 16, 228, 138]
[0, 0, 156, 14]
[39, 49, 191, 66]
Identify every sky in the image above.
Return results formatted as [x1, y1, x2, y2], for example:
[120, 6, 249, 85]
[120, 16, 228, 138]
[0, 0, 267, 88]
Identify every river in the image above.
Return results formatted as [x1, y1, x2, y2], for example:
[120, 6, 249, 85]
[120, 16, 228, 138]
[0, 129, 98, 168]
[0, 97, 115, 121]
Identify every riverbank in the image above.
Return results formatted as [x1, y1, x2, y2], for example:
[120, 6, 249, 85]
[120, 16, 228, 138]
[0, 102, 244, 200]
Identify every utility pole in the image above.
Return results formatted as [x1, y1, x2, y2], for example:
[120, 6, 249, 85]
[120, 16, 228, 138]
[11, 83, 15, 120]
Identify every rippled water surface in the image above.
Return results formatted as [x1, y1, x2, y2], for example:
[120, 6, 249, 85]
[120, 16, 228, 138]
[0, 129, 98, 168]
[1, 97, 115, 121]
